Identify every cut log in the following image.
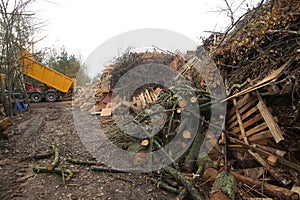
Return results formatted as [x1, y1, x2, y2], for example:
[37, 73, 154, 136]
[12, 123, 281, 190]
[141, 139, 150, 147]
[182, 127, 204, 172]
[230, 171, 299, 200]
[190, 96, 198, 103]
[182, 130, 192, 139]
[178, 99, 188, 108]
[210, 171, 237, 200]
[47, 145, 59, 171]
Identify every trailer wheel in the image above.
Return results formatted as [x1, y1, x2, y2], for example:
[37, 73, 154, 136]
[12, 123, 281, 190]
[30, 93, 43, 103]
[45, 92, 58, 102]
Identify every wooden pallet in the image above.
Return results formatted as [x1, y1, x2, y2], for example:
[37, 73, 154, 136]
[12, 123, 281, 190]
[227, 93, 284, 144]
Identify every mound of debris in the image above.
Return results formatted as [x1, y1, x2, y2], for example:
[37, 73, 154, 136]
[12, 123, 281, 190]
[73, 0, 300, 199]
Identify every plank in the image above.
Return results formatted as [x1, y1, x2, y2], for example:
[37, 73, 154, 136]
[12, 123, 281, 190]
[230, 113, 263, 134]
[256, 93, 284, 143]
[227, 94, 253, 119]
[100, 108, 112, 117]
[227, 105, 258, 130]
[227, 97, 257, 124]
[248, 130, 273, 142]
[239, 123, 268, 139]
[221, 59, 292, 103]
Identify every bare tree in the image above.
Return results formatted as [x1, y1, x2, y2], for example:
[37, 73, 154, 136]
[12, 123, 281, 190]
[0, 0, 40, 116]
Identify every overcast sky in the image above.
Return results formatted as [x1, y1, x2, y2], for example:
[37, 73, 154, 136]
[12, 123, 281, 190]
[31, 0, 260, 77]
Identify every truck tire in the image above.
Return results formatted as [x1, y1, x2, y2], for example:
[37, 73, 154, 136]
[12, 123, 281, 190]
[30, 93, 43, 103]
[45, 92, 58, 102]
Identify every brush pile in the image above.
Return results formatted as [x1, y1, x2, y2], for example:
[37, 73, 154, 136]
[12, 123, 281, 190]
[73, 0, 300, 199]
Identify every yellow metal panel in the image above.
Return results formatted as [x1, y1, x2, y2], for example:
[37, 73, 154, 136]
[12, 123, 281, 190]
[19, 50, 74, 93]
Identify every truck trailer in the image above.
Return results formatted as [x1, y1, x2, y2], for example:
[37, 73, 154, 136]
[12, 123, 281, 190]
[18, 50, 76, 102]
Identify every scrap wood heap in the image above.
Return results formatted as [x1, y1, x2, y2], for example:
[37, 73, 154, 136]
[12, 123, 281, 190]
[204, 0, 300, 199]
[73, 0, 300, 199]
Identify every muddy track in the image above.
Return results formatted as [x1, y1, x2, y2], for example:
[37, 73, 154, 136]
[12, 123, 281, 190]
[0, 101, 175, 200]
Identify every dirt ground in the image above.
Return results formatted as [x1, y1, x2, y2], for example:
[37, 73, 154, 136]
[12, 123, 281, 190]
[0, 100, 176, 200]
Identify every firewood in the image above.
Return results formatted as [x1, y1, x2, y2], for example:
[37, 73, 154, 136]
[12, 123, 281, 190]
[47, 145, 59, 171]
[210, 171, 237, 200]
[230, 171, 299, 200]
[190, 96, 198, 103]
[182, 127, 204, 172]
[182, 130, 192, 139]
[178, 99, 188, 108]
[140, 139, 149, 147]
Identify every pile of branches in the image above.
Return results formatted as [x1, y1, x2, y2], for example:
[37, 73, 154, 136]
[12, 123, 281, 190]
[91, 1, 300, 199]
[97, 48, 227, 199]
[205, 0, 300, 89]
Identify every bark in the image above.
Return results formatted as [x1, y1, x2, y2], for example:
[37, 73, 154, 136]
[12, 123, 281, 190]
[210, 171, 237, 200]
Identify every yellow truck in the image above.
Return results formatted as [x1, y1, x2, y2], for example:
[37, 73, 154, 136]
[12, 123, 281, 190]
[18, 50, 76, 102]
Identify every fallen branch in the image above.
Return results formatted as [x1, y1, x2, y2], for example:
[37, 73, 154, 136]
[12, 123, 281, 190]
[164, 166, 203, 200]
[91, 165, 126, 173]
[210, 171, 237, 200]
[66, 157, 97, 166]
[33, 166, 73, 184]
[47, 145, 59, 171]
[230, 171, 299, 200]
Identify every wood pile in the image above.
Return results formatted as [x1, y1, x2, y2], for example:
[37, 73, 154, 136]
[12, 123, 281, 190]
[74, 0, 300, 199]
